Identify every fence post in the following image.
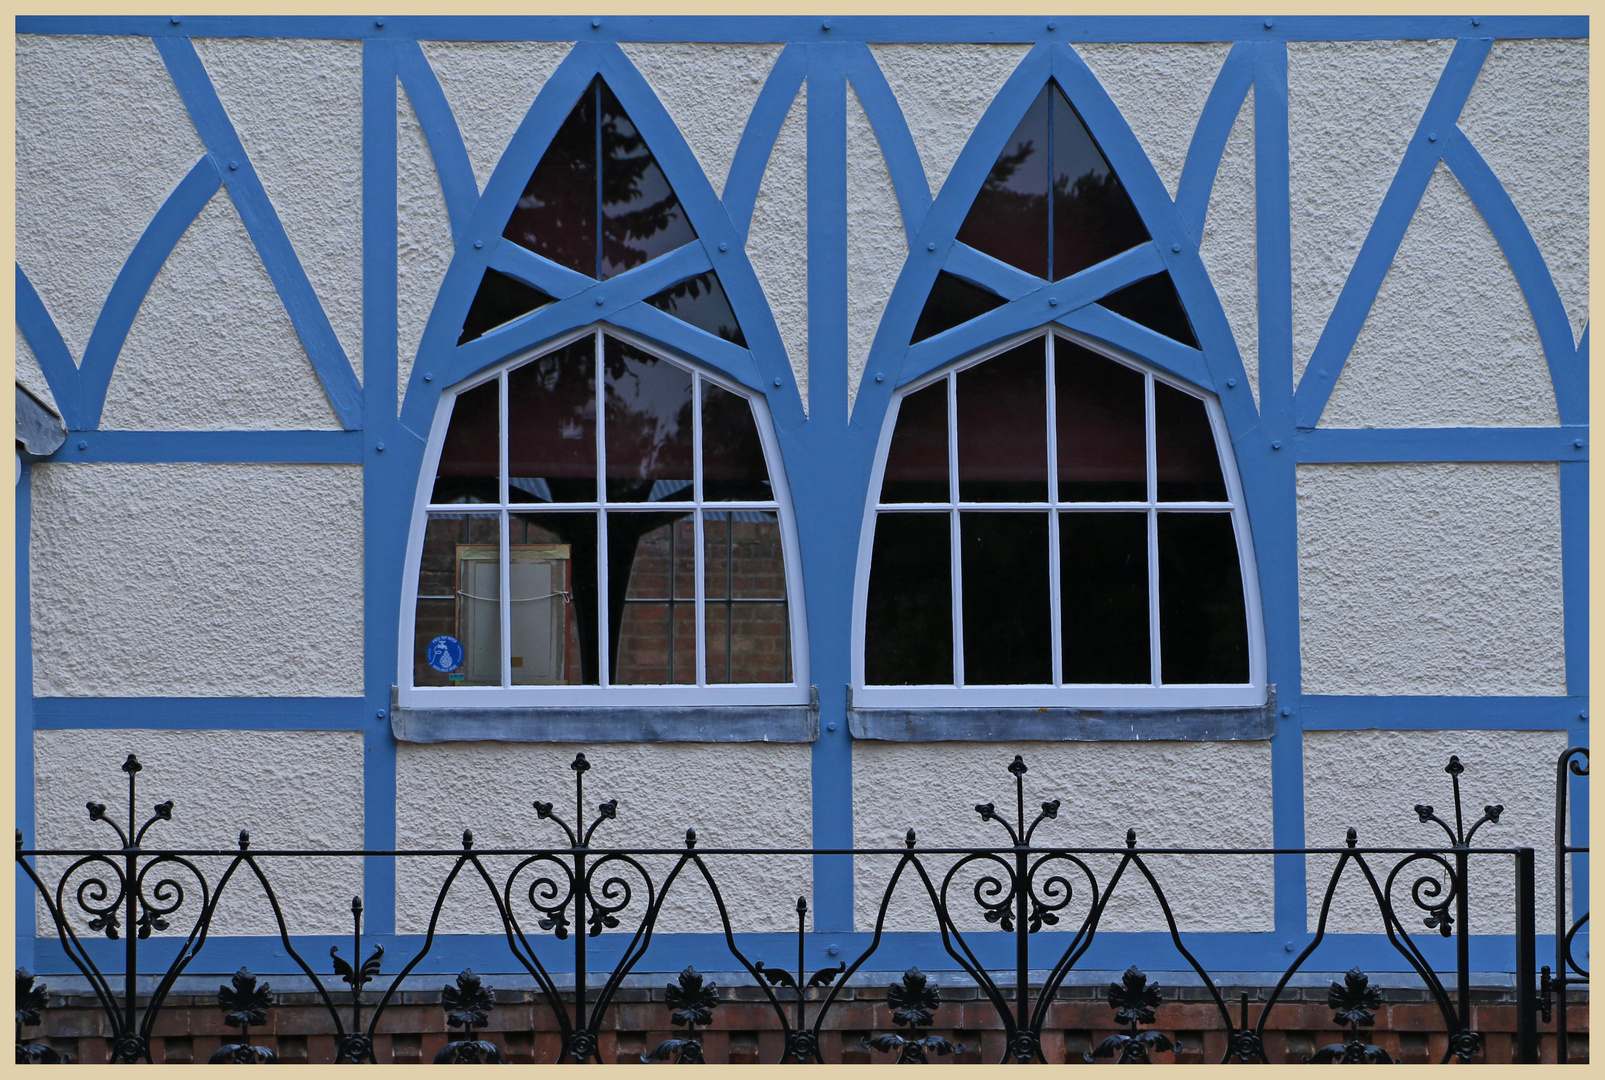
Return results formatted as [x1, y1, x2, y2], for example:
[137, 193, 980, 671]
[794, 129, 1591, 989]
[1514, 846, 1538, 1064]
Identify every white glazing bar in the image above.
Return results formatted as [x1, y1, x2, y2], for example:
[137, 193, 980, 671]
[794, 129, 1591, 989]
[1144, 372, 1161, 688]
[499, 371, 513, 688]
[692, 373, 707, 687]
[947, 373, 964, 687]
[594, 330, 610, 687]
[1045, 335, 1063, 686]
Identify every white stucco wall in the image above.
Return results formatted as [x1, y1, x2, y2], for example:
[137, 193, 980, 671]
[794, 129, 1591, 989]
[746, 83, 810, 412]
[195, 38, 364, 383]
[852, 742, 1274, 934]
[1459, 39, 1588, 346]
[1287, 39, 1454, 386]
[845, 83, 906, 419]
[621, 43, 783, 198]
[867, 44, 1032, 203]
[397, 84, 456, 417]
[100, 190, 341, 430]
[32, 730, 363, 937]
[1322, 160, 1557, 427]
[1302, 730, 1567, 935]
[394, 743, 811, 936]
[1198, 92, 1258, 408]
[16, 329, 59, 417]
[16, 34, 207, 368]
[1297, 463, 1566, 696]
[30, 463, 364, 697]
[1077, 42, 1232, 200]
[419, 41, 573, 193]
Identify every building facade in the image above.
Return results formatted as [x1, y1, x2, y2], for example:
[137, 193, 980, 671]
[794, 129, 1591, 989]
[13, 14, 1589, 1062]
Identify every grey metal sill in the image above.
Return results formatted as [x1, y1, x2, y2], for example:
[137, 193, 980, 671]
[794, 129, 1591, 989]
[390, 686, 819, 744]
[847, 686, 1277, 742]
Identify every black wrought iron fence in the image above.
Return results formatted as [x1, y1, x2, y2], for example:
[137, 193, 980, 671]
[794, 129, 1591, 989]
[15, 748, 1587, 1064]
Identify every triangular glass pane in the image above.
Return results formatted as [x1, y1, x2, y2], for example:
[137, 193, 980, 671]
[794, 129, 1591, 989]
[1050, 82, 1150, 280]
[910, 272, 1008, 344]
[646, 271, 747, 347]
[701, 380, 772, 500]
[956, 86, 1051, 279]
[1154, 382, 1227, 502]
[431, 379, 499, 503]
[1099, 273, 1199, 348]
[503, 83, 597, 276]
[458, 270, 555, 346]
[1052, 82, 1155, 280]
[600, 82, 697, 279]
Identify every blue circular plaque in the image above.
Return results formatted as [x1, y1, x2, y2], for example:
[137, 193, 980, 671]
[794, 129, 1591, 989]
[426, 635, 465, 673]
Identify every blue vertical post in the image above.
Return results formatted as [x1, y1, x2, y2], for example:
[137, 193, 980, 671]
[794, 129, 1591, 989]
[16, 464, 37, 968]
[361, 38, 400, 934]
[1560, 459, 1588, 916]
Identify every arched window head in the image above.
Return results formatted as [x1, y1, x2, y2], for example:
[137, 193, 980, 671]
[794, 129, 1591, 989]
[856, 332, 1264, 708]
[405, 329, 805, 705]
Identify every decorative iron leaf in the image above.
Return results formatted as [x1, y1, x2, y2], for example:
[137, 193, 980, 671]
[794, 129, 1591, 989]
[217, 967, 272, 1031]
[208, 1043, 276, 1064]
[808, 962, 846, 988]
[665, 966, 719, 1029]
[641, 1038, 694, 1063]
[1327, 967, 1382, 1031]
[886, 967, 940, 1029]
[755, 962, 796, 989]
[1307, 1038, 1394, 1064]
[1086, 1034, 1132, 1062]
[16, 969, 49, 1028]
[921, 1036, 964, 1058]
[1108, 966, 1163, 1027]
[330, 947, 355, 983]
[442, 968, 495, 1030]
[436, 1039, 504, 1064]
[863, 1033, 907, 1053]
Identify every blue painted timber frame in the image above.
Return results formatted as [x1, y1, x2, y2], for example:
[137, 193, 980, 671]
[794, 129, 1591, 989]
[15, 16, 1586, 973]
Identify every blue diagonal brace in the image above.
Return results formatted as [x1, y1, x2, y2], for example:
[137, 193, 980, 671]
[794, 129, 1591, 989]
[1174, 42, 1256, 244]
[843, 43, 932, 241]
[15, 266, 84, 429]
[154, 35, 364, 430]
[723, 44, 809, 242]
[396, 40, 480, 242]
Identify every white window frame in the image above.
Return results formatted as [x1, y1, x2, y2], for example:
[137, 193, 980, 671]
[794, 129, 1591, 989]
[399, 323, 810, 709]
[850, 327, 1267, 710]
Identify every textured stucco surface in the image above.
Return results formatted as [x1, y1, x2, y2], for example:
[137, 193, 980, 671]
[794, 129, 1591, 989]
[1077, 42, 1232, 200]
[1288, 40, 1454, 385]
[30, 463, 364, 696]
[868, 44, 1032, 202]
[196, 38, 364, 383]
[420, 41, 573, 192]
[1297, 463, 1565, 696]
[846, 84, 906, 419]
[747, 83, 809, 412]
[33, 730, 363, 936]
[852, 742, 1274, 934]
[1303, 730, 1567, 935]
[100, 191, 341, 430]
[621, 43, 782, 198]
[16, 329, 59, 417]
[16, 35, 207, 367]
[1459, 39, 1589, 347]
[394, 743, 811, 935]
[1198, 93, 1258, 409]
[1323, 162, 1557, 428]
[397, 85, 456, 417]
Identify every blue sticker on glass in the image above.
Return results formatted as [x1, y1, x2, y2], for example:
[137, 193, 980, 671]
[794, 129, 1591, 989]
[426, 635, 465, 673]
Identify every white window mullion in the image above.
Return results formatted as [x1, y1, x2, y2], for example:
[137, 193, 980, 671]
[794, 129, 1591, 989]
[692, 373, 707, 685]
[498, 371, 512, 688]
[947, 374, 964, 687]
[1045, 335, 1063, 686]
[594, 330, 610, 687]
[1145, 373, 1161, 688]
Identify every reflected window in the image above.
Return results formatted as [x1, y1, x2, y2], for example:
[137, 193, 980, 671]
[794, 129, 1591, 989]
[863, 331, 1253, 691]
[411, 329, 798, 691]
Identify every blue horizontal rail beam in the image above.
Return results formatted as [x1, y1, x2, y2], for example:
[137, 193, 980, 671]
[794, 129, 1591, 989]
[1301, 695, 1589, 731]
[38, 431, 366, 464]
[32, 697, 369, 730]
[1296, 427, 1588, 464]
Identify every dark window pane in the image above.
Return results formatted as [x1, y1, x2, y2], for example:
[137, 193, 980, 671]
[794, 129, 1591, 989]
[511, 512, 601, 684]
[611, 514, 695, 684]
[956, 86, 1050, 279]
[507, 336, 597, 504]
[960, 511, 1051, 684]
[1051, 82, 1150, 280]
[432, 379, 499, 504]
[881, 380, 950, 503]
[910, 272, 1007, 344]
[1155, 381, 1227, 501]
[600, 82, 697, 279]
[865, 513, 952, 684]
[1157, 512, 1248, 684]
[1056, 340, 1146, 501]
[1100, 273, 1199, 348]
[414, 513, 500, 686]
[1059, 512, 1149, 683]
[604, 337, 693, 502]
[704, 511, 789, 683]
[956, 338, 1048, 502]
[503, 80, 597, 276]
[646, 271, 746, 347]
[458, 270, 553, 346]
[701, 380, 771, 501]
